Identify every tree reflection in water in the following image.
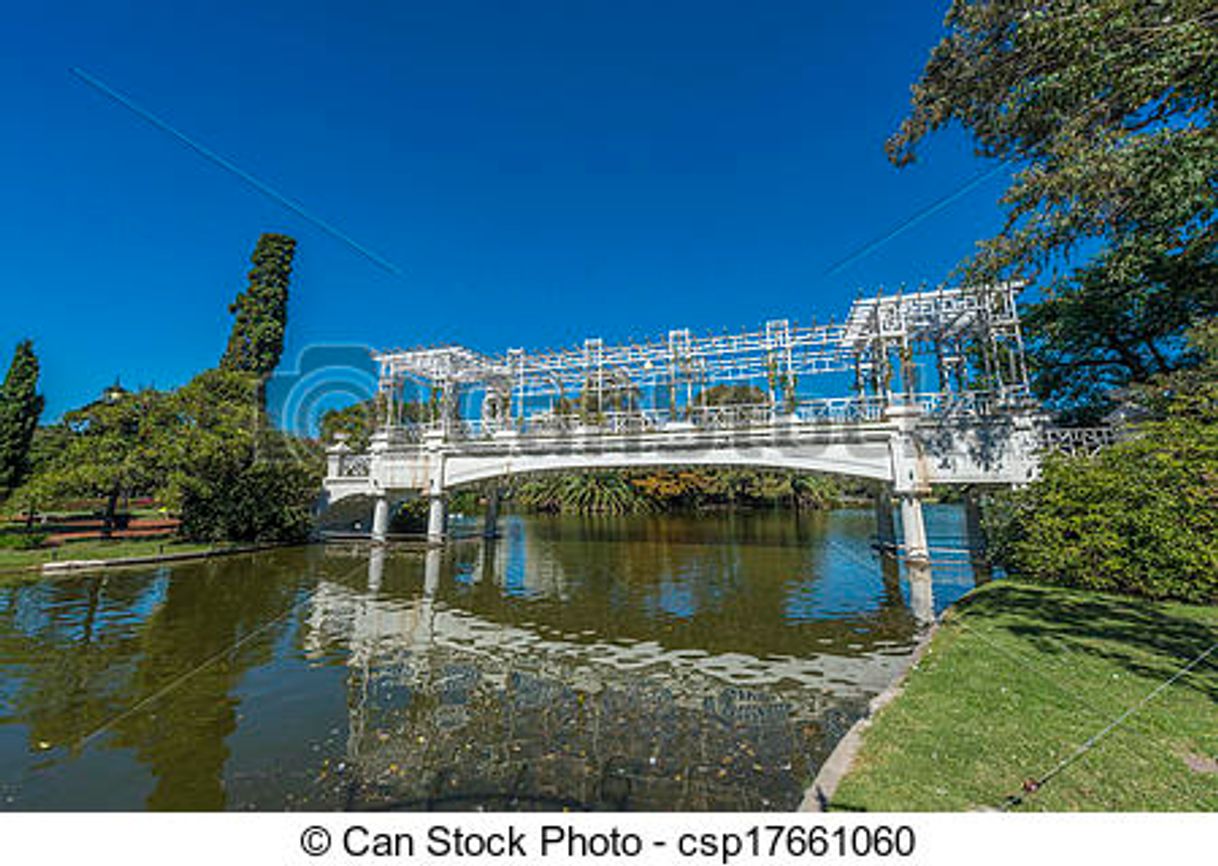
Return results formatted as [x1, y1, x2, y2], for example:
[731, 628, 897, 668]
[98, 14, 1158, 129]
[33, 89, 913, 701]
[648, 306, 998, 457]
[0, 507, 985, 810]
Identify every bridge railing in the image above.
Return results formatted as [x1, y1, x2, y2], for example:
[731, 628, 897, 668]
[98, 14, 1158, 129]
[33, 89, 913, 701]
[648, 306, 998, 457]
[792, 395, 887, 423]
[336, 454, 371, 477]
[1038, 426, 1124, 457]
[356, 390, 1036, 448]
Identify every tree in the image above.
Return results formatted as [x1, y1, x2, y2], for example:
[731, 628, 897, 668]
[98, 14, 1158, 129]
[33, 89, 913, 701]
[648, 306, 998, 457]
[150, 370, 320, 543]
[0, 340, 45, 499]
[1023, 249, 1218, 420]
[220, 233, 297, 378]
[986, 321, 1218, 602]
[19, 388, 171, 534]
[318, 398, 427, 452]
[893, 1, 1218, 414]
[515, 472, 657, 515]
[176, 451, 320, 543]
[19, 369, 320, 542]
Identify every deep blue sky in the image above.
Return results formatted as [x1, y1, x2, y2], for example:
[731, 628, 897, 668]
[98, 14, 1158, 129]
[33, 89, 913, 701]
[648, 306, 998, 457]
[3, 1, 1012, 419]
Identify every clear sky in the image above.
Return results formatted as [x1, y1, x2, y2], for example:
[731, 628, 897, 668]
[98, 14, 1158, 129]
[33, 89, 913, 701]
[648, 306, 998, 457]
[2, 1, 1012, 419]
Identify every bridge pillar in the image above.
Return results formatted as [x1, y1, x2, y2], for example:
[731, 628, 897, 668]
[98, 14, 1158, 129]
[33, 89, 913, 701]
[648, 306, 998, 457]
[483, 488, 501, 539]
[424, 546, 442, 596]
[898, 493, 929, 562]
[325, 434, 351, 479]
[427, 494, 447, 545]
[874, 487, 897, 551]
[908, 559, 935, 624]
[368, 544, 385, 592]
[371, 495, 390, 543]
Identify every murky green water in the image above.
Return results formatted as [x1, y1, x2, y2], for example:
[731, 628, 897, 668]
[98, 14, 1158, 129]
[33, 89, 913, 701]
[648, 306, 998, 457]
[0, 507, 985, 811]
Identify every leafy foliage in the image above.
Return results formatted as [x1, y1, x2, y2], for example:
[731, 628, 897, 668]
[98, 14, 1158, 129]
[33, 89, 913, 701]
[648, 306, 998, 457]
[0, 531, 47, 550]
[220, 233, 296, 378]
[894, 1, 1218, 415]
[319, 398, 427, 452]
[694, 384, 768, 406]
[512, 468, 841, 515]
[515, 472, 656, 515]
[987, 322, 1218, 602]
[319, 400, 377, 452]
[1024, 249, 1218, 421]
[16, 387, 174, 530]
[177, 453, 320, 543]
[16, 369, 321, 543]
[629, 468, 839, 510]
[0, 340, 44, 499]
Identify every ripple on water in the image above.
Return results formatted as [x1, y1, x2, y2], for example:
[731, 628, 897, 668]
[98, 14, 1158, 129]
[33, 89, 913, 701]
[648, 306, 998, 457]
[0, 507, 984, 810]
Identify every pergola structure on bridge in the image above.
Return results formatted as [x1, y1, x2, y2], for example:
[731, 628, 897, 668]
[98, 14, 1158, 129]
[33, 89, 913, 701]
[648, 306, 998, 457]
[371, 282, 1029, 432]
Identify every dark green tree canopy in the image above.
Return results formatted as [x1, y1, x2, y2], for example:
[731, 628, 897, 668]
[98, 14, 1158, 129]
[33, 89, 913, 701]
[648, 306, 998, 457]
[892, 0, 1217, 278]
[0, 339, 45, 497]
[220, 233, 297, 377]
[895, 1, 1218, 416]
[1024, 248, 1218, 419]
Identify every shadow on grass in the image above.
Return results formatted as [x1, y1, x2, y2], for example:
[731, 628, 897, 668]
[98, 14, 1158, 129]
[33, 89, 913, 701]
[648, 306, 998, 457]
[953, 582, 1218, 702]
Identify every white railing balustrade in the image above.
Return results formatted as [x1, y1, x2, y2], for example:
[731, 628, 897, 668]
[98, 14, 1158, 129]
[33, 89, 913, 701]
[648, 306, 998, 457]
[347, 391, 1031, 451]
[1038, 426, 1123, 457]
[339, 454, 371, 477]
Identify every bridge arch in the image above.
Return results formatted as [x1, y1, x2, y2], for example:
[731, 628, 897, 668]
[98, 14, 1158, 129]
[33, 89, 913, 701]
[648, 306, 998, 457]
[441, 450, 894, 490]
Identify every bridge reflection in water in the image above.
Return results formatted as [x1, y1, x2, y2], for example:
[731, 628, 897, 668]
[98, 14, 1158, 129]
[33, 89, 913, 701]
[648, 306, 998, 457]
[305, 509, 987, 811]
[0, 511, 987, 810]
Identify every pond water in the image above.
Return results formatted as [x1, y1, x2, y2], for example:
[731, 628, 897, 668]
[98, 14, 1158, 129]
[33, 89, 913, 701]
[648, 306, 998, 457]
[0, 507, 987, 811]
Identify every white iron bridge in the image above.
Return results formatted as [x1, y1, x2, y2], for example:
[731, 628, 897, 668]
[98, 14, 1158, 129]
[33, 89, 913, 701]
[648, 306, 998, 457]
[321, 283, 1111, 560]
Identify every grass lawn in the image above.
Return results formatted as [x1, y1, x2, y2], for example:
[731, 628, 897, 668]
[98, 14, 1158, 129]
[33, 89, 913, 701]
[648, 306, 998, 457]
[831, 581, 1218, 811]
[0, 537, 217, 578]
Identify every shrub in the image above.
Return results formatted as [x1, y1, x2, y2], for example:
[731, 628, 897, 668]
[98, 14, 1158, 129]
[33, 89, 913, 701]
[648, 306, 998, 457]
[0, 531, 48, 550]
[988, 320, 1218, 604]
[178, 459, 321, 543]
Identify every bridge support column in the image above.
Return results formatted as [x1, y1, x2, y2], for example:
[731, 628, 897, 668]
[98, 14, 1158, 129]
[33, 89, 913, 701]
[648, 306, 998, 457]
[483, 488, 501, 539]
[368, 544, 385, 592]
[908, 559, 935, 624]
[874, 487, 897, 551]
[899, 493, 929, 562]
[427, 494, 447, 545]
[424, 546, 442, 596]
[371, 495, 390, 543]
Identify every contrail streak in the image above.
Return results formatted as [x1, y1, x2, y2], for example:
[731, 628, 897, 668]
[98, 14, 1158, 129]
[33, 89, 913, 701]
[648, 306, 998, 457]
[70, 66, 406, 278]
[824, 162, 1009, 276]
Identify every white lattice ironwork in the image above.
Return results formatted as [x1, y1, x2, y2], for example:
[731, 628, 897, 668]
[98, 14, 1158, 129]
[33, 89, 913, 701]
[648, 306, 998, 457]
[1038, 426, 1125, 457]
[372, 283, 1030, 434]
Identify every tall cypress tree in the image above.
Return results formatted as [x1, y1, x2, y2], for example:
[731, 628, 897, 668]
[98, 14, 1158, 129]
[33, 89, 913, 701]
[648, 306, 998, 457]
[0, 340, 45, 498]
[220, 233, 297, 377]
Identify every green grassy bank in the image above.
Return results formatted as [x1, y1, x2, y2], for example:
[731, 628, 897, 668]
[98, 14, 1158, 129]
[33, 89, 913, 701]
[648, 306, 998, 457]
[832, 582, 1218, 811]
[0, 538, 218, 579]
